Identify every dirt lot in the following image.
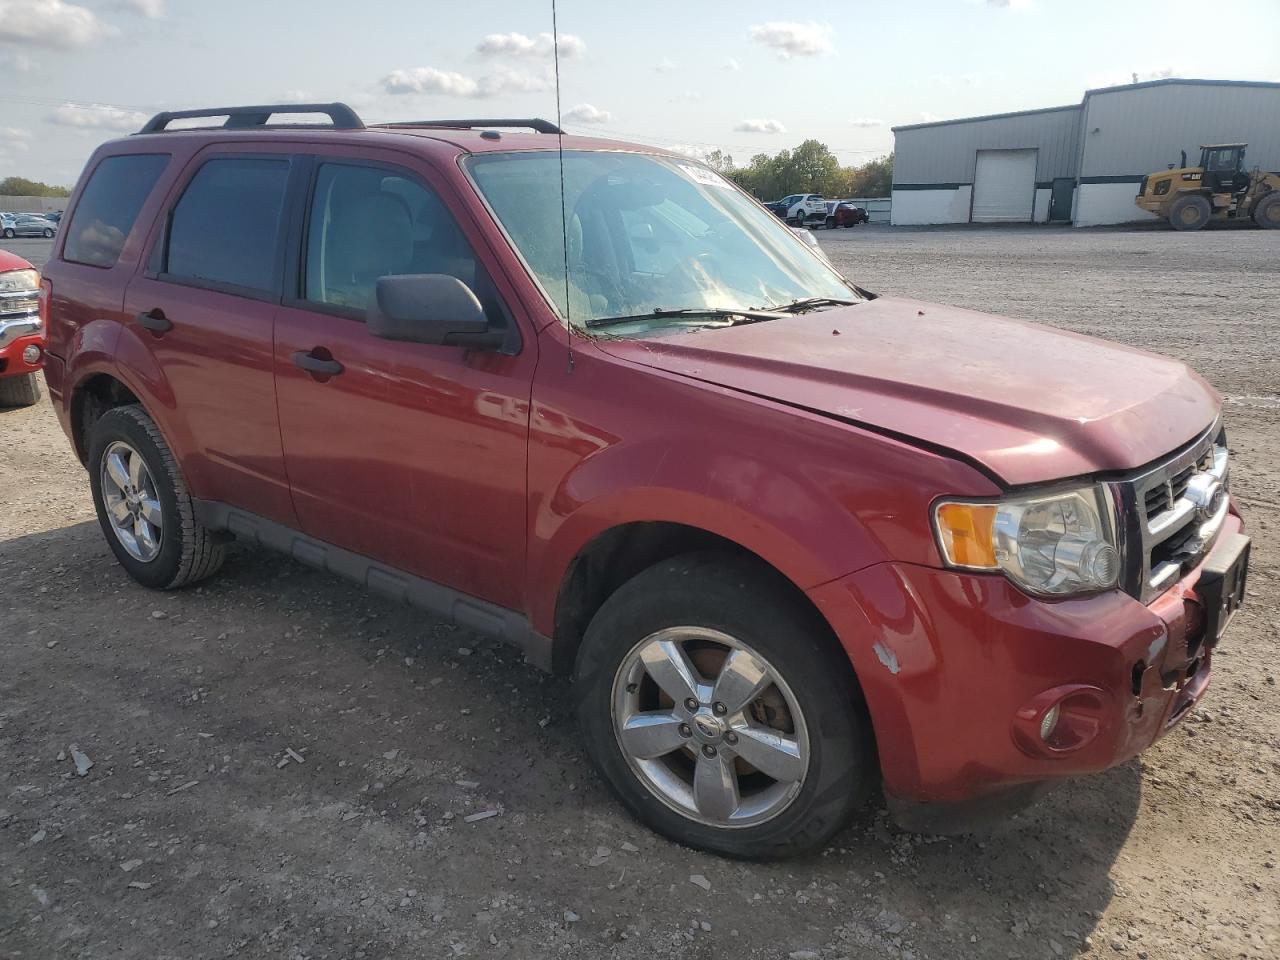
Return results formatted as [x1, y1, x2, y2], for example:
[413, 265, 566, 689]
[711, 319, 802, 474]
[2, 226, 1277, 960]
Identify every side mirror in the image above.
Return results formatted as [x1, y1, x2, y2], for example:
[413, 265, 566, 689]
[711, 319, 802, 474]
[367, 274, 503, 350]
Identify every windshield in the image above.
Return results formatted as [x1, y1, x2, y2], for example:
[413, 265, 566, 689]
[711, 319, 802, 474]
[465, 150, 857, 331]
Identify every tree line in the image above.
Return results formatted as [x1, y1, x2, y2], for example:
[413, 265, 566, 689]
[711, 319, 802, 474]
[701, 141, 893, 201]
[0, 177, 71, 198]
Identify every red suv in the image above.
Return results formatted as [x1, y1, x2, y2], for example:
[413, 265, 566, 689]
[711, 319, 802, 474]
[0, 248, 45, 407]
[42, 104, 1248, 858]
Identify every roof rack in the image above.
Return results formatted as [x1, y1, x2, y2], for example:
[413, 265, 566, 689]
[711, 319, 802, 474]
[374, 118, 564, 135]
[138, 102, 364, 134]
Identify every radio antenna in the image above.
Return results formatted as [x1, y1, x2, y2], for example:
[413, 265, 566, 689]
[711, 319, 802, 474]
[551, 0, 574, 372]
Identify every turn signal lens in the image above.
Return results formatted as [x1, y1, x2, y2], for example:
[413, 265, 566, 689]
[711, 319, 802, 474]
[934, 502, 998, 569]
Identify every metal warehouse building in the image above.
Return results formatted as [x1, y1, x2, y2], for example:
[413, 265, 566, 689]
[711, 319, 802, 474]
[891, 78, 1280, 227]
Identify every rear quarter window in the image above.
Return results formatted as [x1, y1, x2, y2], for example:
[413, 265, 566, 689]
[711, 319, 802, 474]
[63, 153, 171, 268]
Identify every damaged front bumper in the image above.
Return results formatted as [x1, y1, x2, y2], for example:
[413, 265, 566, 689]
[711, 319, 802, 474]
[807, 509, 1248, 830]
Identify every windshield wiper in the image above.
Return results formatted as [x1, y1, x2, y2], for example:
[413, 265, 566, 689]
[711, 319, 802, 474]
[584, 307, 788, 329]
[768, 296, 860, 314]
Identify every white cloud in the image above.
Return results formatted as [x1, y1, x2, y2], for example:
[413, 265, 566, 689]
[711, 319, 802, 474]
[670, 144, 713, 161]
[984, 0, 1033, 9]
[849, 118, 884, 128]
[0, 0, 112, 47]
[748, 21, 833, 59]
[3, 127, 31, 150]
[46, 102, 149, 131]
[382, 65, 551, 98]
[654, 57, 676, 74]
[116, 0, 163, 16]
[563, 103, 612, 124]
[475, 31, 584, 59]
[383, 67, 479, 97]
[0, 51, 33, 70]
[734, 118, 786, 134]
[724, 57, 740, 72]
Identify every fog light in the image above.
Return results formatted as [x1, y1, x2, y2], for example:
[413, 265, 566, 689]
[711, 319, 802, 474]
[1039, 703, 1061, 741]
[22, 344, 41, 364]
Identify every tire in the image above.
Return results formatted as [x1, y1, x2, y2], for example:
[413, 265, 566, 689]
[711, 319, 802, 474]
[0, 372, 42, 407]
[1253, 193, 1280, 229]
[87, 405, 226, 590]
[1168, 193, 1211, 231]
[824, 217, 835, 229]
[574, 552, 874, 859]
[43, 228, 53, 238]
[2, 228, 13, 239]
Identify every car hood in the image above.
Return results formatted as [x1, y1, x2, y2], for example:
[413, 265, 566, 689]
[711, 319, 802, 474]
[593, 296, 1220, 486]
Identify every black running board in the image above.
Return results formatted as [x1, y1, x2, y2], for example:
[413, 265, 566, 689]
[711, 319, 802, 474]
[193, 500, 554, 671]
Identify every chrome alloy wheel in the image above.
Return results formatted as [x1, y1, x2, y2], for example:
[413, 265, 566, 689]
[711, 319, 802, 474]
[100, 440, 163, 562]
[611, 627, 810, 828]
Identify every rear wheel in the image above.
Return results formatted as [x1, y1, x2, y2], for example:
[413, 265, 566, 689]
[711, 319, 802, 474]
[88, 405, 226, 590]
[1253, 193, 1280, 229]
[575, 552, 873, 859]
[824, 216, 835, 229]
[1169, 193, 1212, 231]
[0, 372, 42, 407]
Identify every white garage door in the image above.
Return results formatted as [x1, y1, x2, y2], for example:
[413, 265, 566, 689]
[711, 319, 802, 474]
[971, 149, 1037, 223]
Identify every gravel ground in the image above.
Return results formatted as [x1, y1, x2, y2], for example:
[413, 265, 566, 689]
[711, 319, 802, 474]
[2, 227, 1278, 960]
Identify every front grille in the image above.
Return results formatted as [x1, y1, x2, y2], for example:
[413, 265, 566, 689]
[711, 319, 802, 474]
[0, 293, 39, 319]
[1109, 421, 1229, 603]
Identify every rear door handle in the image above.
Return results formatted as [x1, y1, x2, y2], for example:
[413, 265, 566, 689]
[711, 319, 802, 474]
[292, 350, 344, 377]
[137, 309, 172, 333]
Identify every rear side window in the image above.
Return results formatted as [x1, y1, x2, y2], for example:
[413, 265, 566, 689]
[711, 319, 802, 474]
[63, 153, 170, 268]
[163, 157, 290, 294]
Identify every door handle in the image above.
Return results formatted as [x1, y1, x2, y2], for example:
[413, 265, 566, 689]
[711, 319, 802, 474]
[292, 349, 344, 377]
[137, 309, 172, 333]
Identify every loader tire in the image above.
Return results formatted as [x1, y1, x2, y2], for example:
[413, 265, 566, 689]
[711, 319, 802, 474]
[1253, 193, 1280, 230]
[1169, 193, 1211, 231]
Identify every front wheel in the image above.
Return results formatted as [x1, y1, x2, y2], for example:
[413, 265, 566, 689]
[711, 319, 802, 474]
[575, 553, 873, 859]
[824, 216, 835, 229]
[2, 228, 13, 239]
[42, 228, 53, 238]
[88, 405, 226, 590]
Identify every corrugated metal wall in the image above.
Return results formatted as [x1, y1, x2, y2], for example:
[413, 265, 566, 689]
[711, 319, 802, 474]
[893, 106, 1081, 186]
[1079, 82, 1280, 178]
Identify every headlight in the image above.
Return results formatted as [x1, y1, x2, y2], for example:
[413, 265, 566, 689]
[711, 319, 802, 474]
[933, 485, 1120, 597]
[0, 268, 40, 293]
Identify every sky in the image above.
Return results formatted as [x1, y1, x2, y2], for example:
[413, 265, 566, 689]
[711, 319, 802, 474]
[1, 0, 1278, 187]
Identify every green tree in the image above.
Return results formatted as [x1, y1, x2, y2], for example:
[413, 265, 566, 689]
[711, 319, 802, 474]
[703, 149, 735, 175]
[846, 153, 893, 198]
[0, 177, 71, 197]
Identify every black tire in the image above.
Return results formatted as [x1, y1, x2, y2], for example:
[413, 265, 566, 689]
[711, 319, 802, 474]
[0, 372, 42, 407]
[574, 552, 874, 859]
[1169, 193, 1211, 231]
[42, 228, 53, 238]
[2, 228, 13, 239]
[1253, 193, 1280, 229]
[87, 405, 226, 590]
[824, 216, 835, 230]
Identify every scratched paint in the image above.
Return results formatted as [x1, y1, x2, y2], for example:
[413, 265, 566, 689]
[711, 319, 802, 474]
[873, 641, 901, 675]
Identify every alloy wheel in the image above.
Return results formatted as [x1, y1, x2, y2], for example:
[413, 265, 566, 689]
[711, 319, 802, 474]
[100, 440, 163, 562]
[611, 626, 810, 828]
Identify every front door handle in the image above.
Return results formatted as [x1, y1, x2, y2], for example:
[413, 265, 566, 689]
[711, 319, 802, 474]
[292, 349, 344, 377]
[137, 309, 172, 334]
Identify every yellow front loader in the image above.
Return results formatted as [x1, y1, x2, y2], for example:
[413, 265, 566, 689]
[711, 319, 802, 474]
[1135, 143, 1280, 230]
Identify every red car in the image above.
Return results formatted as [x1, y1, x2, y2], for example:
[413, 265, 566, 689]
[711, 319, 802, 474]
[823, 200, 868, 228]
[0, 248, 45, 407]
[41, 104, 1247, 858]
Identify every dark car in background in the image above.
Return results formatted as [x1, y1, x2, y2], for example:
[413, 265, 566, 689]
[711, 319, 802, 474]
[823, 200, 868, 228]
